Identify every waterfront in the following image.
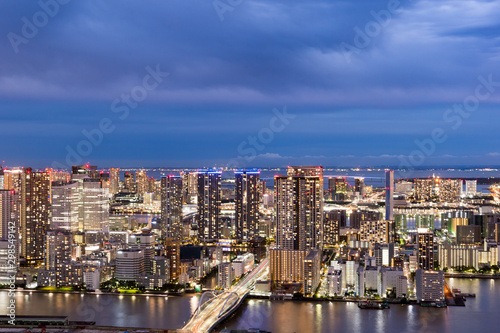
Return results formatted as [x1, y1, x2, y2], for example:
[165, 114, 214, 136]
[2, 278, 499, 332]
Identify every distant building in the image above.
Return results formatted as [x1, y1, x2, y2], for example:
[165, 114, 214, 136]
[415, 269, 445, 303]
[129, 233, 155, 274]
[385, 171, 394, 220]
[323, 211, 343, 246]
[109, 168, 120, 195]
[465, 180, 477, 196]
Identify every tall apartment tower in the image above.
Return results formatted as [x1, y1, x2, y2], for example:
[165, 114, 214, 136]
[135, 170, 148, 195]
[385, 170, 394, 221]
[161, 176, 183, 240]
[0, 189, 20, 240]
[287, 166, 324, 191]
[418, 232, 434, 270]
[235, 170, 260, 240]
[109, 168, 120, 195]
[123, 172, 135, 193]
[51, 181, 79, 232]
[197, 170, 222, 241]
[21, 168, 51, 267]
[275, 174, 323, 251]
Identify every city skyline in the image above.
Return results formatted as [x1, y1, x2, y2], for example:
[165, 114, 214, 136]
[1, 1, 500, 168]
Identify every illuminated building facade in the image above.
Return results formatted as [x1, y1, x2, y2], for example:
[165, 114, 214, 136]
[418, 232, 434, 270]
[235, 170, 260, 240]
[21, 168, 51, 267]
[161, 176, 183, 240]
[196, 170, 222, 241]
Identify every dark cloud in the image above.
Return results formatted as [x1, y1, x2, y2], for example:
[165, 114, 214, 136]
[1, 0, 500, 168]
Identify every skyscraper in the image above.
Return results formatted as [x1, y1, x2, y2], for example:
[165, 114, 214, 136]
[197, 170, 222, 241]
[235, 170, 260, 240]
[51, 181, 79, 232]
[418, 232, 434, 270]
[0, 189, 19, 240]
[328, 177, 348, 201]
[385, 170, 394, 221]
[135, 170, 148, 195]
[21, 168, 51, 267]
[275, 174, 323, 251]
[81, 179, 110, 231]
[109, 168, 120, 195]
[123, 172, 135, 193]
[161, 176, 183, 240]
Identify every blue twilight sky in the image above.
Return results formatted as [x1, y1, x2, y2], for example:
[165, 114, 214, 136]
[1, 0, 500, 169]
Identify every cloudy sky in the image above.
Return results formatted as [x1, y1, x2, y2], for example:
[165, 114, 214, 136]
[1, 0, 500, 169]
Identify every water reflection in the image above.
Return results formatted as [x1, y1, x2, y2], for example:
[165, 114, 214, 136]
[1, 279, 498, 332]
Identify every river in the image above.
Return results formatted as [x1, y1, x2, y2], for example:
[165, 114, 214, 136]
[1, 278, 499, 332]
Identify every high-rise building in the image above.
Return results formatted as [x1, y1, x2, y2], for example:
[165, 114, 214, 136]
[161, 176, 183, 240]
[81, 179, 109, 231]
[328, 177, 348, 201]
[287, 166, 324, 190]
[414, 179, 433, 202]
[2, 168, 23, 192]
[109, 168, 120, 195]
[165, 238, 180, 281]
[51, 181, 79, 232]
[197, 170, 221, 241]
[217, 262, 234, 289]
[349, 210, 381, 229]
[359, 220, 394, 244]
[323, 210, 344, 246]
[0, 189, 19, 240]
[129, 233, 155, 274]
[123, 172, 135, 193]
[45, 230, 73, 269]
[116, 249, 144, 280]
[418, 232, 434, 270]
[275, 175, 323, 251]
[385, 171, 394, 221]
[355, 178, 366, 196]
[465, 180, 477, 196]
[235, 170, 260, 240]
[436, 178, 462, 202]
[135, 170, 148, 195]
[72, 165, 99, 179]
[20, 168, 51, 267]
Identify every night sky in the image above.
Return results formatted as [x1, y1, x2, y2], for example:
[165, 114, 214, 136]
[1, 0, 500, 169]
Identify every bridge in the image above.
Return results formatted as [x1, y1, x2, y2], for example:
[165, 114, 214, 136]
[183, 258, 269, 333]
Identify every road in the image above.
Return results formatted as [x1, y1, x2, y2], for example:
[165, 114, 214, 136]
[184, 258, 269, 333]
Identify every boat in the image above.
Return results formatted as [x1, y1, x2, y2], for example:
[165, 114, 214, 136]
[358, 300, 390, 309]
